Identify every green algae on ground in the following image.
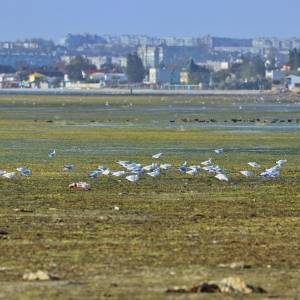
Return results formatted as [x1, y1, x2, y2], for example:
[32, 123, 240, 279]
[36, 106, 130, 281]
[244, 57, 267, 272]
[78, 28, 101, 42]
[0, 95, 299, 299]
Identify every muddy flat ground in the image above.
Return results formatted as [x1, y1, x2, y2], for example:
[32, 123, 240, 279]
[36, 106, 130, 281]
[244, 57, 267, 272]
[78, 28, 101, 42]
[0, 95, 299, 299]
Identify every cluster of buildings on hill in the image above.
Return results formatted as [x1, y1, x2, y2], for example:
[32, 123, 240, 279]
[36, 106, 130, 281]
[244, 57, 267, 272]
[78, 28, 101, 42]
[1, 34, 300, 68]
[1, 34, 300, 91]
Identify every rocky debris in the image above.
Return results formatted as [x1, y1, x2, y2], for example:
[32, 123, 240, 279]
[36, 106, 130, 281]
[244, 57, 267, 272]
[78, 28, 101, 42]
[23, 270, 60, 281]
[0, 230, 8, 239]
[166, 276, 266, 294]
[218, 262, 252, 269]
[14, 208, 34, 213]
[68, 182, 91, 190]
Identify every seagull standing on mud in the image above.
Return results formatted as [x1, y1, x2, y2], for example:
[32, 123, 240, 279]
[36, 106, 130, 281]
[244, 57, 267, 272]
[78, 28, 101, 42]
[160, 164, 172, 171]
[16, 167, 32, 176]
[0, 170, 7, 176]
[147, 168, 160, 178]
[248, 162, 261, 168]
[48, 149, 56, 158]
[152, 153, 163, 159]
[2, 172, 17, 179]
[260, 160, 287, 178]
[240, 171, 253, 177]
[214, 148, 224, 154]
[64, 165, 74, 172]
[126, 175, 139, 182]
[201, 158, 213, 166]
[186, 166, 201, 176]
[215, 173, 229, 182]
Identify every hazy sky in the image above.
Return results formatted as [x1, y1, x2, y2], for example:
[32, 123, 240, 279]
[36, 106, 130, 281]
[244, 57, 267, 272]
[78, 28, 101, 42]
[1, 0, 299, 41]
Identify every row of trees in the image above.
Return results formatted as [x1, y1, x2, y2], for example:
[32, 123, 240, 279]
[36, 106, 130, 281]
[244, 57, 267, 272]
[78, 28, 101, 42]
[0, 51, 272, 87]
[125, 54, 267, 86]
[182, 56, 266, 88]
[288, 48, 300, 71]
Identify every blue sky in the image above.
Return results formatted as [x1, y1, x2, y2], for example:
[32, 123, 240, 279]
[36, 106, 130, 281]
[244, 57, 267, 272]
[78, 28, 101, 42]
[1, 0, 299, 40]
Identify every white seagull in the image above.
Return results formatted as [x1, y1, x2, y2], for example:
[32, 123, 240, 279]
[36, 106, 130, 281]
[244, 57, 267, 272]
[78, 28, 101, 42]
[111, 171, 126, 177]
[143, 163, 158, 172]
[89, 170, 101, 178]
[186, 168, 199, 176]
[102, 169, 111, 176]
[126, 175, 139, 182]
[64, 165, 74, 171]
[0, 170, 7, 176]
[152, 153, 163, 159]
[186, 165, 201, 175]
[147, 169, 160, 177]
[201, 158, 213, 166]
[248, 162, 261, 168]
[240, 171, 253, 177]
[160, 164, 172, 171]
[48, 149, 56, 158]
[214, 148, 224, 154]
[215, 173, 229, 182]
[276, 159, 287, 166]
[260, 170, 280, 178]
[18, 168, 32, 176]
[2, 172, 17, 179]
[117, 161, 132, 168]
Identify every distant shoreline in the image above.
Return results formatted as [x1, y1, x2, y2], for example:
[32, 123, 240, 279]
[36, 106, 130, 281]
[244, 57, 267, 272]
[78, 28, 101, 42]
[0, 88, 272, 97]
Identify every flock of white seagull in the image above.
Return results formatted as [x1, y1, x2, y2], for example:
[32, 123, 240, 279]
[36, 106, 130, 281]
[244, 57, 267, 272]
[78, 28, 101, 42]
[0, 148, 288, 188]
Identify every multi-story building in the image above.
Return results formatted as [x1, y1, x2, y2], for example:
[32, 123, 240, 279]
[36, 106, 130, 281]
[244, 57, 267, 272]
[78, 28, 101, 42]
[198, 60, 230, 72]
[0, 53, 57, 68]
[111, 56, 127, 68]
[137, 46, 163, 68]
[87, 56, 111, 69]
[149, 68, 180, 84]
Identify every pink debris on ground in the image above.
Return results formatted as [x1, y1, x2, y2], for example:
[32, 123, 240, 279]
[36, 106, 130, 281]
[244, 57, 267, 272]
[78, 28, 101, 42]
[68, 182, 91, 190]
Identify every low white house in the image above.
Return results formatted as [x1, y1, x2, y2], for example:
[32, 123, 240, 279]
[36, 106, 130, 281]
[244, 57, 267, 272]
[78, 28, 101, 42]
[89, 72, 127, 84]
[0, 73, 20, 88]
[198, 60, 230, 72]
[285, 75, 300, 91]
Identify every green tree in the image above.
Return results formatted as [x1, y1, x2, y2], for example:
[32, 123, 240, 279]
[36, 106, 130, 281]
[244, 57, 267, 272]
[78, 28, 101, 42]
[186, 59, 199, 73]
[126, 53, 145, 83]
[66, 56, 96, 82]
[186, 59, 211, 85]
[0, 65, 15, 73]
[212, 70, 231, 87]
[230, 56, 265, 81]
[289, 48, 300, 71]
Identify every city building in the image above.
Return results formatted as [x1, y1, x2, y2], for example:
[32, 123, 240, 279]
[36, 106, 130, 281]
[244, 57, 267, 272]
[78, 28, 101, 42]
[265, 70, 285, 81]
[111, 56, 127, 68]
[198, 60, 230, 72]
[137, 46, 163, 68]
[149, 68, 180, 84]
[87, 56, 111, 69]
[0, 53, 57, 68]
[0, 73, 20, 88]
